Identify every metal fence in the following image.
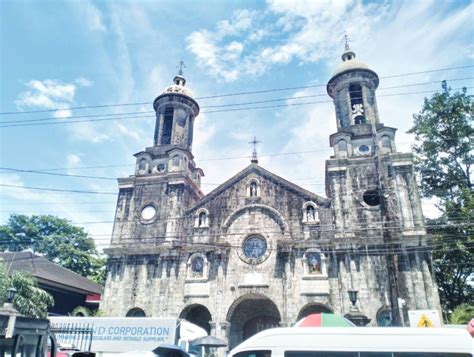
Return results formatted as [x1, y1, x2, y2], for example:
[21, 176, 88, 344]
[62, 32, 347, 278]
[51, 322, 94, 352]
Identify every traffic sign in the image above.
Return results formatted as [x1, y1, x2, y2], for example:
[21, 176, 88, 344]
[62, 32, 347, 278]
[408, 310, 441, 327]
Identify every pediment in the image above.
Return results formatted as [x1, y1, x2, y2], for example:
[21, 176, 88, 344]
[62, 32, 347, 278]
[189, 163, 329, 212]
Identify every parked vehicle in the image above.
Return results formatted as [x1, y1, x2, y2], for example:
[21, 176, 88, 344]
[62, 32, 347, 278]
[0, 313, 57, 357]
[48, 317, 206, 357]
[228, 327, 473, 357]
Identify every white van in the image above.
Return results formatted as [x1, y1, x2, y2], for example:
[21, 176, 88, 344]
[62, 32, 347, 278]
[228, 327, 473, 357]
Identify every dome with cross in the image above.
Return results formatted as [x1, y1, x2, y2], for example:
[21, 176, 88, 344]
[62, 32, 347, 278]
[163, 61, 194, 98]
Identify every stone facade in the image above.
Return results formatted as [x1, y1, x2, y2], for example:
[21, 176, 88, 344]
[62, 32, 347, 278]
[101, 48, 441, 349]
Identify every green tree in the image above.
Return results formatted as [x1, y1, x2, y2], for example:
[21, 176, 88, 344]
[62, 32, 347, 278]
[0, 214, 105, 283]
[408, 81, 473, 314]
[0, 262, 54, 318]
[449, 303, 474, 324]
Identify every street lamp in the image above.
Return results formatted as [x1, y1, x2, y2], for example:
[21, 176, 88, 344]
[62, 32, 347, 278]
[6, 288, 17, 303]
[344, 289, 371, 327]
[0, 287, 19, 316]
[348, 289, 358, 308]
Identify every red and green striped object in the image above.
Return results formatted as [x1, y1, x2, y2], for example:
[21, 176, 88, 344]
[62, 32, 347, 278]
[294, 313, 355, 327]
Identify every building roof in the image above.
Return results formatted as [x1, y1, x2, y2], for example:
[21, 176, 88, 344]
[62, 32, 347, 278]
[0, 251, 102, 295]
[189, 163, 330, 212]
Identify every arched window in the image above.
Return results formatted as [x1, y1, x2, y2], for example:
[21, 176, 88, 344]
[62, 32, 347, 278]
[246, 179, 261, 198]
[198, 212, 207, 227]
[338, 139, 347, 151]
[187, 253, 208, 281]
[337, 139, 348, 158]
[350, 83, 366, 124]
[377, 308, 393, 327]
[303, 249, 327, 277]
[302, 202, 319, 223]
[306, 252, 322, 274]
[138, 158, 147, 171]
[126, 307, 146, 317]
[172, 155, 180, 166]
[161, 107, 174, 144]
[194, 208, 209, 228]
[191, 256, 204, 277]
[381, 135, 391, 148]
[306, 206, 316, 222]
[381, 135, 392, 153]
[250, 181, 258, 197]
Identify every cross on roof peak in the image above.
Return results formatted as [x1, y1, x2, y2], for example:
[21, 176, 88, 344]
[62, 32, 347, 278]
[248, 136, 261, 164]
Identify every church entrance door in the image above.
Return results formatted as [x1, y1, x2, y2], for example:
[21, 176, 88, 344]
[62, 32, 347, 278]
[227, 294, 281, 349]
[179, 304, 212, 334]
[297, 303, 332, 321]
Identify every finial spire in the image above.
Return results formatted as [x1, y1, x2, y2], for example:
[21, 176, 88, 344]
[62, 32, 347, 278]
[343, 32, 351, 51]
[177, 60, 186, 76]
[249, 136, 261, 164]
[341, 33, 356, 62]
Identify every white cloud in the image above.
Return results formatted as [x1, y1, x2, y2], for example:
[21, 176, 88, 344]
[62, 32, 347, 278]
[0, 174, 46, 201]
[192, 114, 217, 157]
[186, 0, 386, 82]
[68, 122, 110, 143]
[115, 122, 141, 141]
[66, 153, 82, 175]
[75, 77, 94, 87]
[215, 9, 256, 37]
[53, 109, 73, 119]
[187, 30, 240, 82]
[74, 0, 107, 32]
[67, 153, 82, 166]
[15, 79, 76, 119]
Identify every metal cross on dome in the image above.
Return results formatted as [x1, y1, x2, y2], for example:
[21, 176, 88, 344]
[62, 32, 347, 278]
[177, 60, 186, 76]
[343, 32, 351, 51]
[248, 136, 261, 164]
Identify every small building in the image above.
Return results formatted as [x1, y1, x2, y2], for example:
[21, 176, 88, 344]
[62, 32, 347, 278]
[0, 251, 102, 316]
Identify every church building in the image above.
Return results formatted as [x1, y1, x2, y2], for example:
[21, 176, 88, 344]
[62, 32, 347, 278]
[101, 46, 441, 348]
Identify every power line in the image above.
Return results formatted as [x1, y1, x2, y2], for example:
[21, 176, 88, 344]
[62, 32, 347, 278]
[1, 228, 471, 246]
[0, 183, 117, 195]
[1, 64, 472, 115]
[2, 241, 472, 263]
[0, 167, 117, 181]
[3, 76, 473, 125]
[0, 133, 466, 174]
[2, 83, 473, 128]
[0, 201, 116, 205]
[0, 183, 463, 200]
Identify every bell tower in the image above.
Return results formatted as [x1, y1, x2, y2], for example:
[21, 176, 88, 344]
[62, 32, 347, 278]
[326, 44, 397, 160]
[325, 44, 440, 325]
[110, 65, 204, 246]
[153, 63, 199, 150]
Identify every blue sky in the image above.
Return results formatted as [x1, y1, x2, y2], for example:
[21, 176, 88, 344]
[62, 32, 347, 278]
[1, 0, 473, 250]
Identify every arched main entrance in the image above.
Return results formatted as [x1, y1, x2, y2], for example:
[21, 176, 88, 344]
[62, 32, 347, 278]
[297, 303, 332, 321]
[179, 304, 212, 334]
[126, 307, 146, 317]
[227, 294, 281, 349]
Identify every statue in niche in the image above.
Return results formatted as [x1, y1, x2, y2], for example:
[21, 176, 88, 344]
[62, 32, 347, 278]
[198, 212, 207, 227]
[138, 158, 147, 171]
[250, 181, 258, 197]
[307, 253, 322, 274]
[306, 205, 316, 222]
[191, 257, 204, 277]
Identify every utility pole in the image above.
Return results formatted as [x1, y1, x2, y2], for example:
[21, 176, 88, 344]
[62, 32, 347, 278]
[371, 121, 402, 327]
